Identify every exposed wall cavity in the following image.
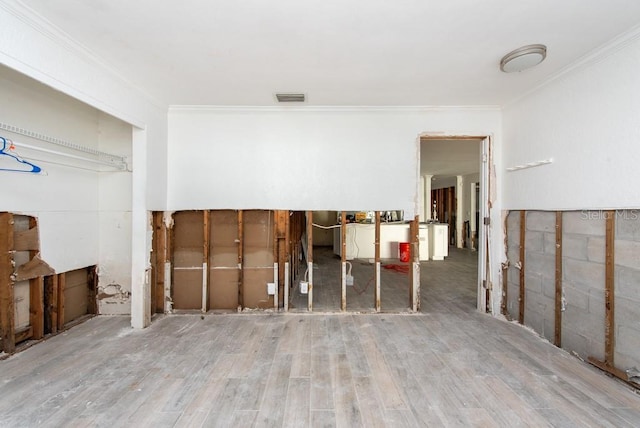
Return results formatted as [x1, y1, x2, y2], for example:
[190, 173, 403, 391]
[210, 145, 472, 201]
[505, 209, 640, 386]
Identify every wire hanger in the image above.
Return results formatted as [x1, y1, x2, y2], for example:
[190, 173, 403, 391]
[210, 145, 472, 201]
[0, 136, 42, 173]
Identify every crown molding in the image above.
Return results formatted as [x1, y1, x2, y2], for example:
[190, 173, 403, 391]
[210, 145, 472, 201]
[0, 1, 166, 111]
[169, 105, 501, 113]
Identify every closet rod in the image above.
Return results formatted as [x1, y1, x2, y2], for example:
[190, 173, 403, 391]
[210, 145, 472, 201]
[11, 141, 127, 170]
[0, 121, 126, 162]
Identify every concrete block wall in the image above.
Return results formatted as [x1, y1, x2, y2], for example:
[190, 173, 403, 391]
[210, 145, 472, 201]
[505, 209, 640, 377]
[561, 211, 606, 361]
[505, 211, 520, 318]
[523, 211, 556, 343]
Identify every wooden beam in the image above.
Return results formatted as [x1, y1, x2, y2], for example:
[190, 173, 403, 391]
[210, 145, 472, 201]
[28, 217, 43, 340]
[153, 212, 167, 313]
[374, 211, 381, 313]
[14, 326, 33, 344]
[57, 273, 66, 331]
[340, 211, 346, 312]
[237, 210, 244, 309]
[604, 210, 615, 365]
[554, 211, 563, 347]
[15, 254, 54, 281]
[413, 215, 420, 312]
[284, 211, 290, 311]
[45, 275, 59, 334]
[0, 212, 16, 354]
[88, 266, 98, 315]
[519, 210, 526, 325]
[273, 210, 279, 311]
[29, 276, 44, 340]
[202, 210, 210, 313]
[276, 211, 288, 310]
[13, 227, 39, 251]
[307, 211, 313, 312]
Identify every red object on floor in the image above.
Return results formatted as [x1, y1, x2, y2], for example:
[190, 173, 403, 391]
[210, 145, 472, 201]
[399, 242, 410, 262]
[383, 264, 410, 274]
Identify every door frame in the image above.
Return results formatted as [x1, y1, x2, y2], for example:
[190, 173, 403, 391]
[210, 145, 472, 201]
[418, 134, 493, 313]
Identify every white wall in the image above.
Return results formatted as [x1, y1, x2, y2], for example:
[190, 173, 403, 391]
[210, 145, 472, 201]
[168, 107, 500, 215]
[98, 114, 133, 314]
[0, 2, 169, 327]
[503, 32, 640, 210]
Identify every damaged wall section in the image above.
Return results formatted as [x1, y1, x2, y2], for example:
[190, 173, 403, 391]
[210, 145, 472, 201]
[505, 209, 640, 386]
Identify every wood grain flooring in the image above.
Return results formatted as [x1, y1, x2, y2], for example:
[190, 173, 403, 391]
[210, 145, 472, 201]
[1, 249, 639, 427]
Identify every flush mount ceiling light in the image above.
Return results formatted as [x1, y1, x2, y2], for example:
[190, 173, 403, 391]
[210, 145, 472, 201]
[500, 44, 547, 73]
[275, 93, 306, 102]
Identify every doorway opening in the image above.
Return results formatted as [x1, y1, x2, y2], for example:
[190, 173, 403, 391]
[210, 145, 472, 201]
[419, 136, 491, 313]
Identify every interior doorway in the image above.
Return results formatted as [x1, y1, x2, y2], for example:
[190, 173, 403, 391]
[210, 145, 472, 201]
[419, 136, 491, 313]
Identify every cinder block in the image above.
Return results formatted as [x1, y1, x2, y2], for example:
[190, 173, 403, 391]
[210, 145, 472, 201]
[614, 351, 640, 373]
[615, 240, 640, 270]
[526, 251, 555, 276]
[525, 231, 544, 253]
[525, 272, 542, 294]
[543, 232, 556, 256]
[561, 329, 589, 359]
[563, 211, 606, 236]
[506, 211, 520, 244]
[543, 317, 555, 343]
[542, 277, 556, 299]
[524, 310, 544, 337]
[588, 288, 605, 318]
[586, 338, 605, 362]
[526, 211, 555, 233]
[563, 285, 589, 311]
[587, 237, 605, 263]
[616, 324, 640, 357]
[563, 305, 604, 343]
[616, 266, 640, 301]
[561, 235, 588, 261]
[563, 258, 605, 288]
[616, 211, 640, 241]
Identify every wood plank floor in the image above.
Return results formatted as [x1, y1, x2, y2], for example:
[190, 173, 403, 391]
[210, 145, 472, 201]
[1, 249, 639, 427]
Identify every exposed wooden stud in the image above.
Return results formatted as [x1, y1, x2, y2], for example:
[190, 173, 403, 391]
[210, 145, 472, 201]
[374, 211, 381, 313]
[202, 210, 210, 313]
[153, 212, 167, 313]
[13, 227, 39, 251]
[604, 210, 615, 365]
[307, 211, 313, 312]
[28, 217, 43, 340]
[282, 211, 291, 311]
[46, 274, 59, 334]
[340, 211, 346, 312]
[519, 210, 526, 325]
[237, 210, 244, 309]
[409, 216, 420, 312]
[87, 266, 98, 315]
[554, 211, 563, 347]
[57, 273, 66, 331]
[29, 276, 44, 340]
[0, 212, 16, 354]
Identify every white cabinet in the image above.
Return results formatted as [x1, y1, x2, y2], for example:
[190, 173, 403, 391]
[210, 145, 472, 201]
[428, 223, 449, 260]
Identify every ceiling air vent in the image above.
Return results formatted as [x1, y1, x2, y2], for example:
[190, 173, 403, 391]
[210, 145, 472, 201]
[275, 93, 305, 103]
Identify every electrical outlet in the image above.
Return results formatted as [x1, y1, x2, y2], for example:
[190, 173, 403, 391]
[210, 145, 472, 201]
[346, 275, 354, 286]
[300, 281, 308, 294]
[267, 282, 276, 295]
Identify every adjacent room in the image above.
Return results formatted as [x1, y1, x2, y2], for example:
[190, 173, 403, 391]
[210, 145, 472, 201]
[1, 1, 640, 426]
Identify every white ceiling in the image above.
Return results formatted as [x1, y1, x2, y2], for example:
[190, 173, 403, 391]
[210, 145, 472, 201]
[18, 0, 640, 107]
[421, 139, 481, 179]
